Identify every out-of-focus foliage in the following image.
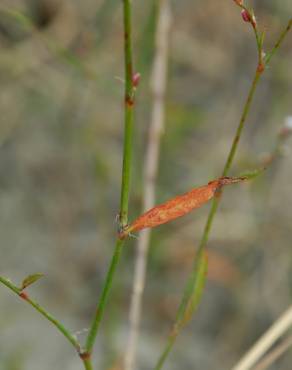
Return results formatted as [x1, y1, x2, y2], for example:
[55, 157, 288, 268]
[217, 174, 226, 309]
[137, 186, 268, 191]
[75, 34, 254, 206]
[0, 1, 291, 369]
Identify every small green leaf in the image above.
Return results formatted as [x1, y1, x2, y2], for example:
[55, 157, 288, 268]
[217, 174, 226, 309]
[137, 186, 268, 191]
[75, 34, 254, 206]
[21, 273, 44, 291]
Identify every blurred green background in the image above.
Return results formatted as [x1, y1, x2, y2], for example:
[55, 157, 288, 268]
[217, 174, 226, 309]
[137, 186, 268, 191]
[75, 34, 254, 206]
[0, 1, 292, 369]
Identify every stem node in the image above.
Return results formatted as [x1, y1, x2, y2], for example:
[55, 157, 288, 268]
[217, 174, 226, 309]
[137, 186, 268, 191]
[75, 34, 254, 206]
[79, 351, 91, 361]
[19, 291, 29, 300]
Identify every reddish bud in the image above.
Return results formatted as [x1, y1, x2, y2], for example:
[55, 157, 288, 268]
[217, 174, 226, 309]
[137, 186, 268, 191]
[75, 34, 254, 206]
[132, 72, 141, 87]
[241, 9, 251, 23]
[125, 95, 134, 107]
[19, 291, 29, 300]
[234, 0, 243, 5]
[79, 352, 91, 360]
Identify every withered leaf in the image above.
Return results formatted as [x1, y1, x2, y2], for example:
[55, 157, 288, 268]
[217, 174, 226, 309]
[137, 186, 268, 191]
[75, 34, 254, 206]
[119, 176, 247, 238]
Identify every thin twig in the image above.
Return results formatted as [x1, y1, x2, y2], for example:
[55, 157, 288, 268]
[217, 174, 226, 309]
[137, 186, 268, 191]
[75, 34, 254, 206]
[119, 0, 136, 229]
[0, 276, 81, 352]
[85, 239, 124, 355]
[1, 1, 136, 368]
[154, 8, 292, 370]
[155, 46, 262, 370]
[82, 358, 94, 370]
[84, 0, 136, 360]
[252, 335, 292, 370]
[265, 19, 292, 65]
[124, 1, 171, 369]
[231, 306, 292, 370]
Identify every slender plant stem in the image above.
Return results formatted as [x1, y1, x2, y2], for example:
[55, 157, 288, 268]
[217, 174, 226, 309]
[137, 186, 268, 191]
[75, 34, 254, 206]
[154, 13, 292, 370]
[85, 239, 124, 353]
[124, 1, 171, 369]
[155, 248, 206, 370]
[120, 0, 135, 228]
[82, 357, 94, 370]
[265, 19, 292, 65]
[84, 0, 135, 357]
[0, 276, 96, 369]
[221, 73, 261, 176]
[155, 332, 177, 370]
[155, 66, 263, 370]
[1, 0, 136, 367]
[0, 276, 19, 294]
[0, 276, 80, 351]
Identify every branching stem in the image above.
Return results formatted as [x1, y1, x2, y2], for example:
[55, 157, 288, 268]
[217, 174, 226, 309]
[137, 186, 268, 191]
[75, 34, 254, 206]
[0, 276, 81, 352]
[154, 11, 292, 370]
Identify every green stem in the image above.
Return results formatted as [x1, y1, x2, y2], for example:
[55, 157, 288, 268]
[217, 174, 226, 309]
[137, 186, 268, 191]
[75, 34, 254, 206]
[155, 70, 261, 370]
[171, 65, 261, 356]
[154, 14, 292, 370]
[222, 72, 261, 176]
[265, 18, 292, 65]
[0, 276, 80, 351]
[85, 0, 135, 355]
[0, 276, 19, 294]
[155, 333, 177, 370]
[85, 239, 124, 353]
[82, 357, 94, 370]
[155, 250, 208, 370]
[155, 69, 261, 369]
[120, 0, 135, 228]
[155, 69, 261, 370]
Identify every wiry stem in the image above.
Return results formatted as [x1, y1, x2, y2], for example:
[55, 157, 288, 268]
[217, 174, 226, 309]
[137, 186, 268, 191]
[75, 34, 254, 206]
[0, 276, 81, 353]
[154, 10, 292, 370]
[119, 0, 135, 228]
[124, 1, 171, 370]
[265, 18, 292, 65]
[82, 358, 94, 370]
[85, 239, 124, 354]
[154, 68, 261, 368]
[84, 0, 136, 358]
[1, 0, 137, 368]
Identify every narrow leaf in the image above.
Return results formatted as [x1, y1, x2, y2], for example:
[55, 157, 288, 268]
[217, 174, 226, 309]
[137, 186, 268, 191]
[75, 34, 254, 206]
[259, 30, 266, 49]
[21, 273, 44, 291]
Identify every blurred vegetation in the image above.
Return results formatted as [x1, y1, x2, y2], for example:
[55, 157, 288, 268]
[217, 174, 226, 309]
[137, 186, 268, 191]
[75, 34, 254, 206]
[0, 1, 292, 369]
